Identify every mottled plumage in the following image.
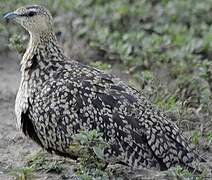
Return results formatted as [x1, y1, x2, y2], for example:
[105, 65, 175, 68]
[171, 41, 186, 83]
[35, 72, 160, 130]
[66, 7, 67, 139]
[5, 5, 202, 172]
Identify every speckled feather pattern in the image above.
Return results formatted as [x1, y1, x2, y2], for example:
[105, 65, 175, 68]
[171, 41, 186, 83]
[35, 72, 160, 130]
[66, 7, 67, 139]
[15, 31, 199, 171]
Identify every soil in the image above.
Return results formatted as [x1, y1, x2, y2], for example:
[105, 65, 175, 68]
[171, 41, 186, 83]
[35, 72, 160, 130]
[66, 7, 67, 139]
[0, 52, 34, 179]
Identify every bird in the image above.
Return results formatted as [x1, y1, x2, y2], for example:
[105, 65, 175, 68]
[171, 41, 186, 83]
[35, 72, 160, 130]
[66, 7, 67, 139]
[4, 5, 203, 172]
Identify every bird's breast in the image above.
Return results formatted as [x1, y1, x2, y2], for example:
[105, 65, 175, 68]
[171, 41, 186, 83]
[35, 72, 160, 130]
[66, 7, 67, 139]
[15, 80, 30, 129]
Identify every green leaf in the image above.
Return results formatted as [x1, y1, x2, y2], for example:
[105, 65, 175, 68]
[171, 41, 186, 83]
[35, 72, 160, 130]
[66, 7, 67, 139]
[93, 147, 105, 160]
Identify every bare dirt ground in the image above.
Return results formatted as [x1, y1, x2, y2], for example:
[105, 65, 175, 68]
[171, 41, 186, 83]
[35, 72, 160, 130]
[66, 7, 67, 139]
[0, 52, 37, 179]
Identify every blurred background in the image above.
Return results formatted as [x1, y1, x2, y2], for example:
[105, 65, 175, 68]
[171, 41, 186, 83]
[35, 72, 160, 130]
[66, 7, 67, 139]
[0, 0, 211, 179]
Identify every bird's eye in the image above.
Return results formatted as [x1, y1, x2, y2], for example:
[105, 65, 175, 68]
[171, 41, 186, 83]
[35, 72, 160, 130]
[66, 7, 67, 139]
[27, 11, 36, 17]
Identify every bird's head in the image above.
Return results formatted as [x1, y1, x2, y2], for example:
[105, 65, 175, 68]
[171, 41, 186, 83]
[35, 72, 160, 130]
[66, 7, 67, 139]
[4, 5, 53, 35]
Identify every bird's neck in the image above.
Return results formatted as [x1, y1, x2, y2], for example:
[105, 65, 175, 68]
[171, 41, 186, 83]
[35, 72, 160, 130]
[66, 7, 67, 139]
[29, 31, 58, 48]
[21, 31, 65, 73]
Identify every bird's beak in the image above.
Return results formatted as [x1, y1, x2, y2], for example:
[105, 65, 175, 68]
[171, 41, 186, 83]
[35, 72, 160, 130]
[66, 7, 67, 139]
[3, 12, 18, 21]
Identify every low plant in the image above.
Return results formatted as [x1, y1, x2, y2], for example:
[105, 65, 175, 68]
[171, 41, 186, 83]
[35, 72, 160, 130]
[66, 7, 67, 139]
[69, 130, 111, 179]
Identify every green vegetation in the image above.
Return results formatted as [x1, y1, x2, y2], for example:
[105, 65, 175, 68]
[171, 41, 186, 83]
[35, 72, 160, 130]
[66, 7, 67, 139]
[9, 167, 35, 180]
[9, 34, 25, 54]
[90, 61, 111, 71]
[8, 151, 64, 179]
[1, 0, 211, 179]
[27, 151, 64, 174]
[168, 166, 193, 180]
[69, 130, 111, 179]
[167, 165, 210, 180]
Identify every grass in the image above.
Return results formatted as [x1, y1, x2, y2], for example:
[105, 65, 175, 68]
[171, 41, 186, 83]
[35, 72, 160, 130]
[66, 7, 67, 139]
[0, 0, 211, 179]
[7, 151, 64, 179]
[9, 167, 35, 180]
[27, 151, 64, 174]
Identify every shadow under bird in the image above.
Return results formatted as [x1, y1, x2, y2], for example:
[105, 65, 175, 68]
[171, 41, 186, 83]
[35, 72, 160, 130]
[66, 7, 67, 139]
[4, 5, 204, 173]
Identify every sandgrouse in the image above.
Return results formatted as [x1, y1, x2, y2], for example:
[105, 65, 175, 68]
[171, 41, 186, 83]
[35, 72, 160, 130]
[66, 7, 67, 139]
[4, 5, 202, 172]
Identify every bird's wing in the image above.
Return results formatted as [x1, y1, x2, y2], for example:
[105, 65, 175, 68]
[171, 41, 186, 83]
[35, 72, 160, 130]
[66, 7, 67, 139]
[67, 65, 200, 171]
[60, 66, 164, 169]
